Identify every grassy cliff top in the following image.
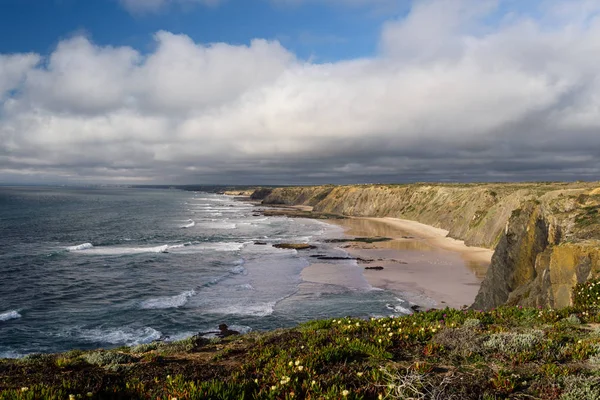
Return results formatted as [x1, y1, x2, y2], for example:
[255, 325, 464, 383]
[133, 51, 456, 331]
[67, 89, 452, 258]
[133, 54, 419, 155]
[4, 286, 600, 399]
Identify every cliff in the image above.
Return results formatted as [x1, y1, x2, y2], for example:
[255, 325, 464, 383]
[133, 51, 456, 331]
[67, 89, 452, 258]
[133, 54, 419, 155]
[472, 190, 600, 309]
[259, 183, 600, 309]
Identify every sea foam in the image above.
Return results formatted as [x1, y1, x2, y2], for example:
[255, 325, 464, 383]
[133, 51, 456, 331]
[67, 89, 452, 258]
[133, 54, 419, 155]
[0, 310, 21, 322]
[180, 219, 196, 229]
[67, 243, 93, 251]
[212, 302, 276, 317]
[140, 290, 196, 310]
[74, 326, 162, 345]
[67, 244, 169, 255]
[0, 350, 23, 359]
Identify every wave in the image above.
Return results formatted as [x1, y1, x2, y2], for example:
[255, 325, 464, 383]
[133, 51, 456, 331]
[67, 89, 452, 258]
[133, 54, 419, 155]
[236, 283, 254, 290]
[74, 326, 162, 345]
[386, 304, 413, 315]
[181, 219, 195, 229]
[165, 242, 247, 254]
[140, 290, 196, 310]
[200, 242, 246, 252]
[167, 242, 192, 250]
[67, 243, 93, 251]
[67, 244, 169, 255]
[200, 222, 237, 230]
[386, 298, 413, 315]
[66, 240, 244, 256]
[0, 310, 21, 322]
[212, 302, 275, 317]
[0, 350, 24, 359]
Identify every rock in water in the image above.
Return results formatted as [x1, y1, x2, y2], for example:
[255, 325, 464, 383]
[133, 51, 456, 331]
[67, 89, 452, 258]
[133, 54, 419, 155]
[273, 243, 316, 250]
[218, 324, 239, 338]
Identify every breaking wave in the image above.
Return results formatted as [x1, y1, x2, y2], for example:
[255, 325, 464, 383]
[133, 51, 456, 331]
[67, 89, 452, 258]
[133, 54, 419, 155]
[67, 244, 169, 255]
[181, 219, 195, 229]
[0, 310, 21, 322]
[140, 290, 196, 310]
[212, 302, 276, 317]
[67, 243, 93, 251]
[72, 326, 162, 346]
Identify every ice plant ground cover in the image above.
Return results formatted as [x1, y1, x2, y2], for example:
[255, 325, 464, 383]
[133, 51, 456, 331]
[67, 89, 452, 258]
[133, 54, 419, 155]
[4, 283, 600, 399]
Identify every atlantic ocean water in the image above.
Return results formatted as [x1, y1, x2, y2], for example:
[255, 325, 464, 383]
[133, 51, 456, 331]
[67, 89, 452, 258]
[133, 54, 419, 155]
[0, 186, 409, 358]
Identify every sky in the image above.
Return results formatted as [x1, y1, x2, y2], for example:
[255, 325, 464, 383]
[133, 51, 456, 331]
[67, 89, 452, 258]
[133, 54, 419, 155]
[1, 0, 600, 185]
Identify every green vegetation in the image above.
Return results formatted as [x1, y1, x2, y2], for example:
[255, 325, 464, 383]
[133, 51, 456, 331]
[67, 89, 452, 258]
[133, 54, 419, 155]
[575, 205, 600, 228]
[5, 287, 600, 399]
[573, 279, 600, 312]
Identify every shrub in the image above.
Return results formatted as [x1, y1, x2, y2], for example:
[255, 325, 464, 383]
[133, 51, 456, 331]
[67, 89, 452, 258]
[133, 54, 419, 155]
[131, 342, 161, 353]
[432, 327, 483, 358]
[560, 376, 600, 400]
[483, 330, 544, 354]
[463, 318, 481, 329]
[82, 351, 135, 367]
[562, 314, 581, 325]
[159, 337, 199, 354]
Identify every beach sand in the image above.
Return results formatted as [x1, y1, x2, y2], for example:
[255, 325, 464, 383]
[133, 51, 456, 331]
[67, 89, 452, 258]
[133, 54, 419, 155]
[302, 217, 493, 310]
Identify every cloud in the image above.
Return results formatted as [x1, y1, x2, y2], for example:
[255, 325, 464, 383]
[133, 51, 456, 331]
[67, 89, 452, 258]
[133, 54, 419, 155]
[119, 0, 221, 14]
[0, 53, 40, 100]
[2, 0, 600, 184]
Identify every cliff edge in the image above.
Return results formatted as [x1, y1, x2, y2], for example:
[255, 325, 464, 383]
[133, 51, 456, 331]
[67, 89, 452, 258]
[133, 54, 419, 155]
[258, 182, 600, 309]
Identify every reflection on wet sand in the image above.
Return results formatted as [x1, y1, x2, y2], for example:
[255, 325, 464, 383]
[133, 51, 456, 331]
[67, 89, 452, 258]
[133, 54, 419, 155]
[330, 217, 489, 278]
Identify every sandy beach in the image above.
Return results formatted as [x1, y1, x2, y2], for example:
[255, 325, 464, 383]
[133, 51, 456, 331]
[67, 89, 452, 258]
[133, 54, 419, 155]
[301, 216, 494, 310]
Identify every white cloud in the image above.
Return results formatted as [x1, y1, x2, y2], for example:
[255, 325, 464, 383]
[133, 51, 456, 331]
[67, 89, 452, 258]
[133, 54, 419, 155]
[0, 53, 40, 100]
[380, 0, 499, 61]
[2, 0, 600, 183]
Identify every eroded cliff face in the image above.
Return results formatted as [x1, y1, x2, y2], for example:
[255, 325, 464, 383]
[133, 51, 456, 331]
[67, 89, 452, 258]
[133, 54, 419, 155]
[473, 190, 600, 309]
[261, 183, 600, 309]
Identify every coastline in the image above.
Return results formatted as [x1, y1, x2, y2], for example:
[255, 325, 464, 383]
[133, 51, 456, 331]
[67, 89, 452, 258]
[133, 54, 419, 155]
[301, 215, 493, 310]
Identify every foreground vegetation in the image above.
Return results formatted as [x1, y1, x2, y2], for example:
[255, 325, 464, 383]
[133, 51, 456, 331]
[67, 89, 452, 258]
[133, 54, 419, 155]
[4, 282, 600, 399]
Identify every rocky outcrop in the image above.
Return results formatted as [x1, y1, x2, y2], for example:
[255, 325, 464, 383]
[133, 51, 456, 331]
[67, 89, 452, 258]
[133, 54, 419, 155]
[250, 188, 274, 200]
[516, 243, 600, 308]
[259, 182, 600, 309]
[472, 202, 551, 309]
[474, 189, 600, 310]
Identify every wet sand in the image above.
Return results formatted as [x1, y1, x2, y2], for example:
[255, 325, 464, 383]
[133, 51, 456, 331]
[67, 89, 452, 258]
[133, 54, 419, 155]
[303, 217, 493, 309]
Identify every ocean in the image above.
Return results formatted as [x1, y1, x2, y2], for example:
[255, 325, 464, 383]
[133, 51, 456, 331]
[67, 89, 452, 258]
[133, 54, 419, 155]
[0, 186, 409, 358]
